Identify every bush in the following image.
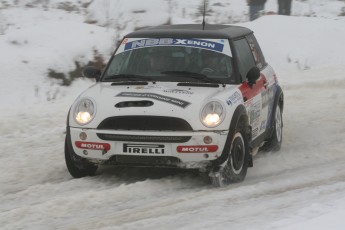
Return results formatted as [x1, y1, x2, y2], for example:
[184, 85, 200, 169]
[47, 50, 106, 86]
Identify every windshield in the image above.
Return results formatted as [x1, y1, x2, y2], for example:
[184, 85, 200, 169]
[103, 38, 235, 84]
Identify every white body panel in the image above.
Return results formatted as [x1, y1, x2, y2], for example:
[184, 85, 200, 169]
[69, 81, 245, 166]
[69, 82, 240, 131]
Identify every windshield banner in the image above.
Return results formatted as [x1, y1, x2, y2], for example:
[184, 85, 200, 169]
[123, 38, 225, 52]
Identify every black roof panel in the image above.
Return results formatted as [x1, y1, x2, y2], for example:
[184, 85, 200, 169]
[125, 24, 253, 39]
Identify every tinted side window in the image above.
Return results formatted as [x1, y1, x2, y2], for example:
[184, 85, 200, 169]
[233, 38, 256, 82]
[246, 34, 266, 69]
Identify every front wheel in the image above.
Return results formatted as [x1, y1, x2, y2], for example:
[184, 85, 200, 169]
[65, 134, 98, 178]
[210, 130, 249, 187]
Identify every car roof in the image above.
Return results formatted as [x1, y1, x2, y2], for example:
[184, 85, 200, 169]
[125, 24, 253, 40]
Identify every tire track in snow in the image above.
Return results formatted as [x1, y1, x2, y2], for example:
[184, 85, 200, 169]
[54, 159, 345, 230]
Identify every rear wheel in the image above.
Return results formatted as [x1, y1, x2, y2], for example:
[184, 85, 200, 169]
[210, 128, 249, 187]
[262, 105, 283, 152]
[65, 134, 98, 178]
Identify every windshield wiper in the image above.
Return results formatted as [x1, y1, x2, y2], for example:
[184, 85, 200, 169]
[161, 71, 222, 84]
[103, 74, 153, 82]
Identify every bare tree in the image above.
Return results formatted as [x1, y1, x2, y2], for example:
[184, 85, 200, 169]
[0, 8, 6, 35]
[165, 0, 176, 25]
[114, 12, 129, 46]
[105, 0, 110, 30]
[340, 0, 345, 16]
[195, 0, 213, 19]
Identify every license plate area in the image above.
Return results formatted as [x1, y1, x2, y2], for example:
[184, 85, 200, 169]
[115, 155, 180, 166]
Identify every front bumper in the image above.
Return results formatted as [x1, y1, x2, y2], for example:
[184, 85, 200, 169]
[69, 127, 229, 169]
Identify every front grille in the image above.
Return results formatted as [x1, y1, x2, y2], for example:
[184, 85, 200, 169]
[98, 116, 193, 131]
[114, 155, 181, 166]
[97, 133, 191, 143]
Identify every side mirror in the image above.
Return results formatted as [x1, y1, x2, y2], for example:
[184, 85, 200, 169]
[246, 66, 260, 88]
[83, 66, 101, 81]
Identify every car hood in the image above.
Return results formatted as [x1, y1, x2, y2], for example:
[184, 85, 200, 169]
[71, 82, 238, 130]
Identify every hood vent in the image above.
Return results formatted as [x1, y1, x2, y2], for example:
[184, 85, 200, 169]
[115, 100, 154, 108]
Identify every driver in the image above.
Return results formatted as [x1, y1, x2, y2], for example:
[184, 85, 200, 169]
[148, 51, 171, 74]
[201, 50, 221, 75]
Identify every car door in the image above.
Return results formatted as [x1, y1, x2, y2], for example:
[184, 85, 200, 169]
[232, 37, 268, 140]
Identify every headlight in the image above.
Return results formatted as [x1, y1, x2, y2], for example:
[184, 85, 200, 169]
[200, 101, 225, 128]
[74, 98, 96, 125]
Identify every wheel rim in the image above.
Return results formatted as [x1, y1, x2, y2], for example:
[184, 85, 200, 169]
[275, 106, 282, 143]
[230, 132, 245, 174]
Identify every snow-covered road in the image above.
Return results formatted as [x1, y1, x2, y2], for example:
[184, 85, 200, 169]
[1, 64, 345, 229]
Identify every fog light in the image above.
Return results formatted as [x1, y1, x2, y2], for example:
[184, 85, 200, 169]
[204, 154, 209, 159]
[83, 150, 88, 155]
[79, 132, 87, 140]
[203, 136, 213, 144]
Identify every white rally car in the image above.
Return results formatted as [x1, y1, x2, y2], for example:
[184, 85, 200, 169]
[65, 24, 284, 186]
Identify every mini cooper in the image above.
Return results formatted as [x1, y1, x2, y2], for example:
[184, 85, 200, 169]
[65, 24, 284, 186]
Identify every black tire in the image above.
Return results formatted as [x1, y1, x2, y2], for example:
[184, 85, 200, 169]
[65, 134, 98, 178]
[262, 104, 283, 152]
[210, 128, 249, 187]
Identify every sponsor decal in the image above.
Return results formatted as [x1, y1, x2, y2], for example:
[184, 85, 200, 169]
[249, 101, 261, 125]
[177, 145, 218, 153]
[265, 84, 278, 127]
[123, 144, 165, 154]
[124, 38, 224, 52]
[121, 38, 128, 44]
[135, 85, 162, 90]
[116, 92, 190, 108]
[226, 91, 242, 106]
[163, 89, 193, 95]
[261, 87, 274, 108]
[273, 74, 278, 83]
[244, 98, 253, 107]
[252, 127, 259, 138]
[249, 101, 261, 124]
[260, 120, 267, 131]
[248, 39, 262, 69]
[75, 141, 111, 151]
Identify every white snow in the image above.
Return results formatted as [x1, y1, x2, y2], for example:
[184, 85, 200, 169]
[1, 0, 345, 229]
